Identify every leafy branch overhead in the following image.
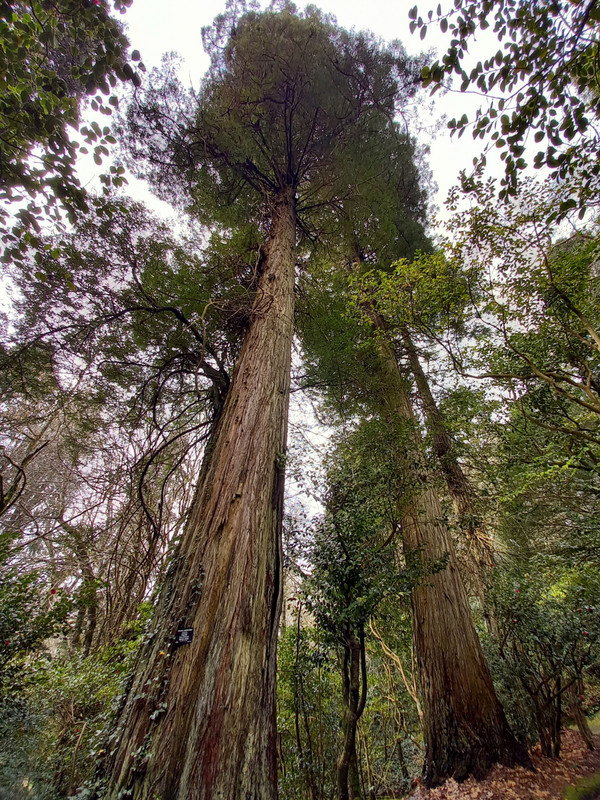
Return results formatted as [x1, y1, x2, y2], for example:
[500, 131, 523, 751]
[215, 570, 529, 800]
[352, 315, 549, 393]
[0, 0, 145, 263]
[412, 0, 600, 213]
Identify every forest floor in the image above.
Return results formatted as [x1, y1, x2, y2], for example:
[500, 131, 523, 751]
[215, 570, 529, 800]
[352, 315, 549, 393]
[408, 730, 600, 800]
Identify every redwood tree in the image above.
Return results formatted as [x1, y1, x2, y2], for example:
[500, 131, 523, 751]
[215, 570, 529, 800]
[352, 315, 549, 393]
[299, 187, 530, 784]
[100, 8, 423, 799]
[365, 309, 529, 786]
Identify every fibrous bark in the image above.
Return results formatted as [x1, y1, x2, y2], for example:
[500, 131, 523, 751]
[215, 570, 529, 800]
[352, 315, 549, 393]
[400, 326, 494, 606]
[102, 187, 296, 800]
[368, 309, 530, 786]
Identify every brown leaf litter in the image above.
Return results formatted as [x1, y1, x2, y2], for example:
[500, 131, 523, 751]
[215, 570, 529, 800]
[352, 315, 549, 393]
[409, 730, 600, 800]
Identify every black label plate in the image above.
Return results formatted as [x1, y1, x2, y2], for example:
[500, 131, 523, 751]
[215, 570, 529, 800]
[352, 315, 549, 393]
[175, 628, 194, 646]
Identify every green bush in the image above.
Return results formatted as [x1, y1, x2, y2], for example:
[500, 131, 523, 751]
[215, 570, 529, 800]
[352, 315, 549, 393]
[277, 623, 341, 800]
[564, 772, 600, 800]
[0, 604, 151, 798]
[484, 561, 600, 756]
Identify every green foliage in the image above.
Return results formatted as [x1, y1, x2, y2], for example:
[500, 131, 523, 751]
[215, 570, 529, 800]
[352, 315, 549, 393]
[0, 0, 143, 260]
[482, 634, 538, 745]
[0, 532, 72, 698]
[443, 177, 600, 454]
[565, 772, 600, 800]
[277, 613, 422, 800]
[351, 249, 472, 339]
[307, 514, 405, 641]
[414, 0, 600, 211]
[491, 410, 600, 566]
[0, 604, 149, 799]
[277, 624, 341, 800]
[305, 423, 415, 639]
[298, 259, 388, 418]
[358, 640, 421, 797]
[484, 562, 600, 753]
[124, 5, 425, 237]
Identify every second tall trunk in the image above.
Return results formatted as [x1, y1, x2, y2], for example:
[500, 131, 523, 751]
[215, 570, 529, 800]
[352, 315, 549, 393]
[369, 309, 529, 786]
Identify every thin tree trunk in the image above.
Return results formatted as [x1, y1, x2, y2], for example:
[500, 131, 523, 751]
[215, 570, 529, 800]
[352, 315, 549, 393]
[534, 696, 553, 758]
[294, 603, 320, 800]
[551, 678, 562, 758]
[60, 517, 98, 657]
[349, 751, 362, 800]
[396, 736, 409, 781]
[337, 628, 367, 800]
[568, 681, 595, 751]
[301, 684, 320, 800]
[360, 729, 375, 800]
[337, 645, 355, 800]
[368, 308, 530, 787]
[102, 187, 296, 800]
[574, 702, 595, 751]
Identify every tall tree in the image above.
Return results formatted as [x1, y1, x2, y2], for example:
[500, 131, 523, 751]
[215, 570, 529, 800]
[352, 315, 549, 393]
[299, 234, 529, 783]
[100, 8, 424, 799]
[314, 130, 492, 590]
[363, 308, 528, 785]
[355, 253, 495, 601]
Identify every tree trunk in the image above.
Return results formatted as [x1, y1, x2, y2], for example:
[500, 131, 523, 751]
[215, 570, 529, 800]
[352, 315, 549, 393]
[403, 484, 529, 784]
[400, 326, 493, 607]
[60, 517, 98, 658]
[568, 681, 595, 751]
[102, 186, 296, 800]
[368, 310, 530, 787]
[534, 696, 553, 758]
[396, 736, 409, 781]
[337, 628, 366, 800]
[552, 686, 562, 759]
[294, 604, 320, 800]
[532, 682, 562, 759]
[349, 751, 362, 800]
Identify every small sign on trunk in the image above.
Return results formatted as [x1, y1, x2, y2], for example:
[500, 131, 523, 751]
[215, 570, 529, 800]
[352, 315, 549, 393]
[175, 628, 194, 646]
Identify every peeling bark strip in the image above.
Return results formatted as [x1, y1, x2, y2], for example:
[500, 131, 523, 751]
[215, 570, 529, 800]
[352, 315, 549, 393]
[103, 187, 296, 800]
[367, 307, 530, 787]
